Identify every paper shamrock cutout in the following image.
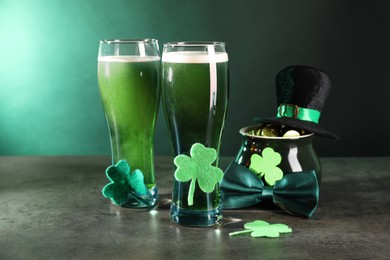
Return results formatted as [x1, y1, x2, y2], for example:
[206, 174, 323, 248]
[229, 220, 292, 238]
[249, 147, 283, 186]
[102, 160, 148, 206]
[174, 143, 224, 206]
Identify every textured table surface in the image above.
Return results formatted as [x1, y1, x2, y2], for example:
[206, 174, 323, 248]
[1, 156, 389, 259]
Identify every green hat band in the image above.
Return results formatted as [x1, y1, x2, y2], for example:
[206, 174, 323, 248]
[276, 103, 321, 124]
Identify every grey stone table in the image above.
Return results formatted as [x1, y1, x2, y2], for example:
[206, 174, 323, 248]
[0, 156, 389, 259]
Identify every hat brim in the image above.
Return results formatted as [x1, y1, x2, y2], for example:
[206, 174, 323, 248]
[253, 117, 339, 139]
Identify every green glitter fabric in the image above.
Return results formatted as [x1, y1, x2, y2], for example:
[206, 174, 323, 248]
[249, 147, 283, 186]
[174, 143, 224, 206]
[229, 220, 292, 238]
[102, 160, 148, 206]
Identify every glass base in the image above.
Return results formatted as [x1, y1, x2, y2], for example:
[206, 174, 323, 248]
[170, 203, 222, 227]
[121, 186, 158, 208]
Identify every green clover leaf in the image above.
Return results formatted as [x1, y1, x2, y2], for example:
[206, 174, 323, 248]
[102, 160, 148, 206]
[229, 220, 292, 238]
[249, 147, 283, 186]
[174, 143, 224, 206]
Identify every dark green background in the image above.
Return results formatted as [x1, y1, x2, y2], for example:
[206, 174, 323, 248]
[1, 0, 389, 157]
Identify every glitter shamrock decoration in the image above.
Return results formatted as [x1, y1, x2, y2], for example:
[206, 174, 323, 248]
[229, 220, 292, 238]
[102, 160, 148, 206]
[174, 143, 224, 206]
[249, 147, 283, 186]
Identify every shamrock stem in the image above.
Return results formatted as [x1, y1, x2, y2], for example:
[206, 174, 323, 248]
[188, 178, 196, 206]
[229, 230, 253, 236]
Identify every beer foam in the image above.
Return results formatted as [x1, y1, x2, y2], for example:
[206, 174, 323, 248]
[162, 51, 229, 63]
[98, 55, 160, 62]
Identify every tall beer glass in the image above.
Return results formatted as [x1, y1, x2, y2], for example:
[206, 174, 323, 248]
[98, 39, 160, 208]
[162, 42, 229, 226]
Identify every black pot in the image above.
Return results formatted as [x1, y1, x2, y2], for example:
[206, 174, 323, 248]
[235, 124, 322, 184]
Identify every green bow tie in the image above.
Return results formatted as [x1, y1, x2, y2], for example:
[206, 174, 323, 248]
[220, 162, 319, 218]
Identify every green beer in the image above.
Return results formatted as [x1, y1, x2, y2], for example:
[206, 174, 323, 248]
[98, 55, 160, 207]
[162, 46, 229, 226]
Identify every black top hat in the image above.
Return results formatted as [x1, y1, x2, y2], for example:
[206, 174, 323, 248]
[254, 65, 339, 139]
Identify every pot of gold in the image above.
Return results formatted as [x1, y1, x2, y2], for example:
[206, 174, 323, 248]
[236, 123, 321, 184]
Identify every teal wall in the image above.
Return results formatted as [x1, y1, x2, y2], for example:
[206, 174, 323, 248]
[1, 0, 389, 156]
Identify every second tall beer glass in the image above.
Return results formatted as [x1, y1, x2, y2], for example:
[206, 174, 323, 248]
[162, 42, 229, 226]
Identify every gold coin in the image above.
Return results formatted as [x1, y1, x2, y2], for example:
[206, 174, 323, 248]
[282, 130, 300, 137]
[260, 125, 280, 137]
